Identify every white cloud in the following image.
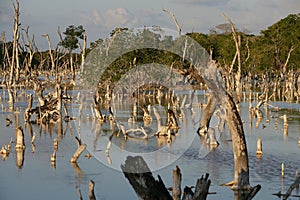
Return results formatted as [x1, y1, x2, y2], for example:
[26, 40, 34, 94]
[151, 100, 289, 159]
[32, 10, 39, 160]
[173, 0, 230, 6]
[78, 7, 138, 34]
[92, 10, 103, 25]
[105, 8, 138, 30]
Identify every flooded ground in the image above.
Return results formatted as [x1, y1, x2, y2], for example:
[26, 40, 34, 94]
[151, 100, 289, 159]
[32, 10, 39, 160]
[0, 89, 299, 200]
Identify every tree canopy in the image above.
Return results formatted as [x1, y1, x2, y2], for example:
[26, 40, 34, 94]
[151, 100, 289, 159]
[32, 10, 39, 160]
[60, 25, 85, 51]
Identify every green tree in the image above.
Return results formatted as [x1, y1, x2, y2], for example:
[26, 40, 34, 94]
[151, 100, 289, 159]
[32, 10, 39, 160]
[60, 25, 85, 81]
[260, 13, 300, 72]
[60, 25, 85, 51]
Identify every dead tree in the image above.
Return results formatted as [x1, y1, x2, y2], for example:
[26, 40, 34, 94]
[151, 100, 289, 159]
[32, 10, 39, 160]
[282, 46, 295, 74]
[78, 32, 87, 73]
[24, 94, 33, 122]
[193, 173, 211, 200]
[41, 34, 55, 73]
[121, 156, 173, 200]
[172, 166, 182, 200]
[21, 26, 37, 75]
[197, 94, 218, 136]
[204, 61, 261, 198]
[222, 13, 242, 94]
[10, 0, 21, 85]
[1, 33, 12, 72]
[223, 92, 250, 188]
[122, 156, 212, 200]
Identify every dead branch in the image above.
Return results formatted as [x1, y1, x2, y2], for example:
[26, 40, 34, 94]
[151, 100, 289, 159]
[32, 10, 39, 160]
[282, 46, 295, 74]
[22, 26, 37, 74]
[163, 8, 182, 35]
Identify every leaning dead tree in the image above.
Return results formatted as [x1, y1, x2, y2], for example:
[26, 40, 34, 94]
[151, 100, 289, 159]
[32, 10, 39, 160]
[203, 61, 260, 198]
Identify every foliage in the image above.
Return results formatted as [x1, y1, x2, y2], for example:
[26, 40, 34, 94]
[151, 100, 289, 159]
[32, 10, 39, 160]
[1, 14, 299, 75]
[260, 13, 300, 70]
[60, 25, 85, 51]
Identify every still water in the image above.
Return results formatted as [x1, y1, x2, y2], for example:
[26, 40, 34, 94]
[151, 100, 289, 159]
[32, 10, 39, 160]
[0, 89, 299, 200]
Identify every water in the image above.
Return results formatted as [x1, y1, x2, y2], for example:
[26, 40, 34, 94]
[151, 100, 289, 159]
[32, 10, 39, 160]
[0, 89, 299, 200]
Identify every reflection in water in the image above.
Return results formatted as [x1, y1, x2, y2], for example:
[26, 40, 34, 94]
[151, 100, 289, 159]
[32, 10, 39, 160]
[71, 162, 86, 186]
[16, 148, 24, 169]
[0, 85, 299, 199]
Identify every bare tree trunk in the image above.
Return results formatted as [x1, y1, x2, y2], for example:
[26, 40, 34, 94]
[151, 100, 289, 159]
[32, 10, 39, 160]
[224, 92, 250, 189]
[10, 0, 21, 85]
[198, 94, 218, 135]
[42, 34, 55, 73]
[222, 13, 242, 94]
[121, 156, 173, 200]
[1, 33, 12, 71]
[282, 46, 295, 74]
[172, 166, 182, 200]
[78, 32, 87, 73]
[204, 61, 249, 190]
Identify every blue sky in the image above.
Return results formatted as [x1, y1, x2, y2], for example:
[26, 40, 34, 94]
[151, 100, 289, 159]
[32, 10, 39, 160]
[0, 0, 299, 49]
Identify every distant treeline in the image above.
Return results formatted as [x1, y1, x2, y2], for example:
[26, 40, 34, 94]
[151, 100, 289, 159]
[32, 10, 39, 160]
[1, 13, 299, 75]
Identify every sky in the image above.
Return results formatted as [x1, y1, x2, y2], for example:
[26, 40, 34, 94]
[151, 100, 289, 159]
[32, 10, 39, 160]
[0, 0, 299, 49]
